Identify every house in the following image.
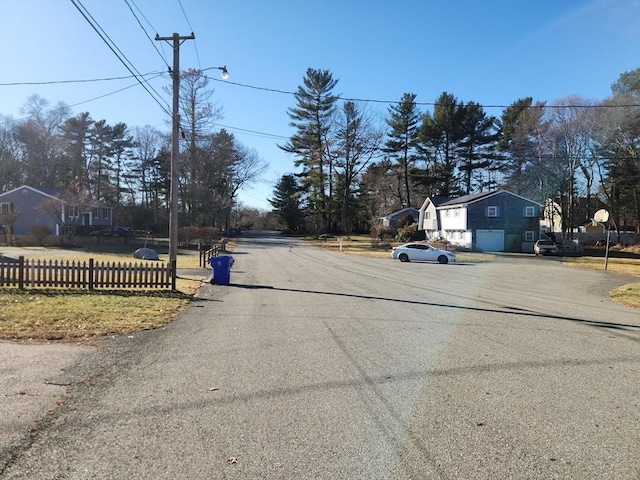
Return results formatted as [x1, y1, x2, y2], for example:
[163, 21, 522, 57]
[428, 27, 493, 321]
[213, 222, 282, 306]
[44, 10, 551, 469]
[436, 190, 542, 253]
[0, 185, 113, 236]
[543, 196, 609, 234]
[379, 207, 420, 234]
[418, 196, 453, 240]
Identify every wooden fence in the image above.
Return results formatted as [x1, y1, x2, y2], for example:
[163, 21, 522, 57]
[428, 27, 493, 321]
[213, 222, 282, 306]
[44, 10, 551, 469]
[0, 256, 176, 290]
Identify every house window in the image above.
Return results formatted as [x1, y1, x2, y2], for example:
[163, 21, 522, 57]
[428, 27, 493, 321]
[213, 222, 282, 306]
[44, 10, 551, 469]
[487, 206, 499, 217]
[68, 207, 79, 219]
[454, 209, 460, 217]
[0, 202, 13, 215]
[425, 211, 430, 219]
[525, 231, 535, 241]
[92, 207, 111, 219]
[525, 206, 536, 217]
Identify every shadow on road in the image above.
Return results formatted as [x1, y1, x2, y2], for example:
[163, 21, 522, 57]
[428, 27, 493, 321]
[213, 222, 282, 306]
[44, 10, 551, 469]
[230, 283, 640, 333]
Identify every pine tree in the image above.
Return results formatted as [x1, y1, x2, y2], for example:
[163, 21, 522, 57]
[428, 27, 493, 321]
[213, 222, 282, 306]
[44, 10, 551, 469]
[384, 93, 420, 207]
[269, 174, 304, 232]
[279, 68, 338, 232]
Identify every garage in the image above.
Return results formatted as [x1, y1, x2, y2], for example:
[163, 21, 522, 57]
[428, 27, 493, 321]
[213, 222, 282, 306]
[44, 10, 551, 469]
[476, 230, 504, 252]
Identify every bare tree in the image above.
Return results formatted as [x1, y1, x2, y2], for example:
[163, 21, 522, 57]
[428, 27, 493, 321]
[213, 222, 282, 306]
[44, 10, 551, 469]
[335, 101, 383, 232]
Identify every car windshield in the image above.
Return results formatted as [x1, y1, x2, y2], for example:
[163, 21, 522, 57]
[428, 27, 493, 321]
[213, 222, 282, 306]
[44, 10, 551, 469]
[538, 240, 554, 245]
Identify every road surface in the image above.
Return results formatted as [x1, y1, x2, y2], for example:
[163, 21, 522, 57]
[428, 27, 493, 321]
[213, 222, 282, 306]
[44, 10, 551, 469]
[2, 232, 639, 479]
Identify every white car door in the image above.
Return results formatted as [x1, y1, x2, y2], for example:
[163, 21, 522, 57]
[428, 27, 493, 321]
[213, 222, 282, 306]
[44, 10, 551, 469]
[414, 244, 432, 261]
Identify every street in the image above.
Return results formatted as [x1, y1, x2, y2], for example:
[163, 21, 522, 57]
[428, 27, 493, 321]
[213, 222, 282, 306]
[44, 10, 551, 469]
[3, 232, 639, 479]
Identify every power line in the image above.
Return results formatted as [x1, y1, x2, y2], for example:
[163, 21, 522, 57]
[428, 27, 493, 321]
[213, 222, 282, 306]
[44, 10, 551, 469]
[70, 0, 171, 117]
[178, 0, 201, 69]
[124, 0, 170, 69]
[206, 74, 640, 110]
[213, 123, 289, 140]
[0, 71, 165, 86]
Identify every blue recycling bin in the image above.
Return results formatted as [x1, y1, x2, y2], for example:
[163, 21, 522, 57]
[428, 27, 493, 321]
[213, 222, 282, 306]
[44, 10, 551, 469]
[209, 255, 234, 285]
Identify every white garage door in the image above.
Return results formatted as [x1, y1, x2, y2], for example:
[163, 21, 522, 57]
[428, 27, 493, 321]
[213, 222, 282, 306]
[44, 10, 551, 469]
[476, 230, 504, 252]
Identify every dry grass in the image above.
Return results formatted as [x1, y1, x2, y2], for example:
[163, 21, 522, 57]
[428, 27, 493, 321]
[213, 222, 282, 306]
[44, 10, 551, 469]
[0, 246, 211, 344]
[610, 283, 640, 309]
[561, 246, 640, 309]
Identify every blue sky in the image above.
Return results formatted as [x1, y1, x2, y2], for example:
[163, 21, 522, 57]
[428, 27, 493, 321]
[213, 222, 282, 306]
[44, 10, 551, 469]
[1, 0, 639, 210]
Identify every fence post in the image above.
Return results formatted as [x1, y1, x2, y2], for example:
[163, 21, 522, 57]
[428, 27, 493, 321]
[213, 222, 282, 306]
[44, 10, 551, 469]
[18, 256, 25, 290]
[89, 258, 94, 290]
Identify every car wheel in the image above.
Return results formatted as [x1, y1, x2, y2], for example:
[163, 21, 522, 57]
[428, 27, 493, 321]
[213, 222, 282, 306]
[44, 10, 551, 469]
[437, 255, 448, 264]
[399, 253, 409, 262]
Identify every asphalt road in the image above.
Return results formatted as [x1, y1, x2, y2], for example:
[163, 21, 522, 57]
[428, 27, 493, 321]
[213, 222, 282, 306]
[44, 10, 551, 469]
[2, 232, 639, 479]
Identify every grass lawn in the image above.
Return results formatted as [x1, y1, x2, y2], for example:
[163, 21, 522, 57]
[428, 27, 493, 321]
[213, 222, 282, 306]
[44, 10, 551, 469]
[0, 244, 210, 344]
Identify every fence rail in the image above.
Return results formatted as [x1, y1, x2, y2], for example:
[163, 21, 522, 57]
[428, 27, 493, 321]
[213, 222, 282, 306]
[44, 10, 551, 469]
[0, 256, 175, 290]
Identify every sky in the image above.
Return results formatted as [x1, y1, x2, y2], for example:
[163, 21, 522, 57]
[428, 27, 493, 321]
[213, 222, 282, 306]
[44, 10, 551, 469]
[1, 0, 639, 211]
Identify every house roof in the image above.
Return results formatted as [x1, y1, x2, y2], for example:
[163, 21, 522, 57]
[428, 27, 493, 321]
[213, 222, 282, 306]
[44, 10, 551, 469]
[419, 196, 454, 210]
[0, 185, 61, 201]
[381, 207, 419, 218]
[439, 190, 541, 208]
[0, 185, 112, 208]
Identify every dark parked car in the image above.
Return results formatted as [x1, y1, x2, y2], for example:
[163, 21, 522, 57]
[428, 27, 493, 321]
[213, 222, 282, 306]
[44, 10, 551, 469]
[90, 226, 136, 237]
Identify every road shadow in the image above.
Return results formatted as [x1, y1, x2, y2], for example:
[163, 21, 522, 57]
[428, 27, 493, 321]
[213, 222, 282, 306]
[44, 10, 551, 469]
[230, 283, 640, 333]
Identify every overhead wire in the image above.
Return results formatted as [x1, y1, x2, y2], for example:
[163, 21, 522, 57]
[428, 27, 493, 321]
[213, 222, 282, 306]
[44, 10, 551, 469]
[125, 0, 170, 69]
[207, 75, 640, 109]
[69, 0, 171, 117]
[0, 71, 165, 86]
[178, 0, 201, 69]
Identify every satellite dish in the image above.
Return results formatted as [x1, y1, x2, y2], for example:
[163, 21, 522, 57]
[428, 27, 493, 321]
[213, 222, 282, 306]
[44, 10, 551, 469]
[593, 209, 609, 223]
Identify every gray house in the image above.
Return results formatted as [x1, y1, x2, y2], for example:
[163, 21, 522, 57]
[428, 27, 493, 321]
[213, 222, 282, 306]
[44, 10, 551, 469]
[0, 185, 113, 236]
[436, 190, 542, 253]
[379, 207, 420, 234]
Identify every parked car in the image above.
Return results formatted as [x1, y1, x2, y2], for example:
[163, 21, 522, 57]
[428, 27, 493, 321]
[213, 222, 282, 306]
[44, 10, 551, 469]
[534, 239, 558, 256]
[90, 226, 136, 237]
[392, 242, 456, 264]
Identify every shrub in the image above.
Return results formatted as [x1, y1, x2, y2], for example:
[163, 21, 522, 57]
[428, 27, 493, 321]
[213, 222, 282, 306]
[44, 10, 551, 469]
[370, 224, 393, 246]
[395, 223, 417, 243]
[29, 225, 52, 245]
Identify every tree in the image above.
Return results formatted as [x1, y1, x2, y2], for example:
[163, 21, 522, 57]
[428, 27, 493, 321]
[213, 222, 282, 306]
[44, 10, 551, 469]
[132, 125, 168, 225]
[110, 122, 135, 206]
[334, 101, 383, 232]
[60, 112, 93, 190]
[497, 98, 547, 198]
[226, 142, 268, 230]
[0, 115, 23, 191]
[456, 102, 500, 193]
[177, 68, 224, 227]
[419, 92, 466, 196]
[280, 68, 339, 232]
[595, 68, 640, 234]
[14, 95, 69, 188]
[269, 174, 304, 231]
[384, 92, 421, 207]
[545, 96, 599, 237]
[87, 119, 116, 204]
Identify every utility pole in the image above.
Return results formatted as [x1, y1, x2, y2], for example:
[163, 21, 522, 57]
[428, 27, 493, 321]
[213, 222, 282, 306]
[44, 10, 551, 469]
[155, 32, 194, 285]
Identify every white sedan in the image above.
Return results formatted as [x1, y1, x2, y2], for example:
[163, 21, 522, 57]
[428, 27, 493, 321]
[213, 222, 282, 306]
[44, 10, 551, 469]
[392, 242, 456, 264]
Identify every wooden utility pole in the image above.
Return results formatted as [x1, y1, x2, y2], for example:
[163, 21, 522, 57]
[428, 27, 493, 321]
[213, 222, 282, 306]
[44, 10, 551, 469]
[155, 32, 195, 278]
